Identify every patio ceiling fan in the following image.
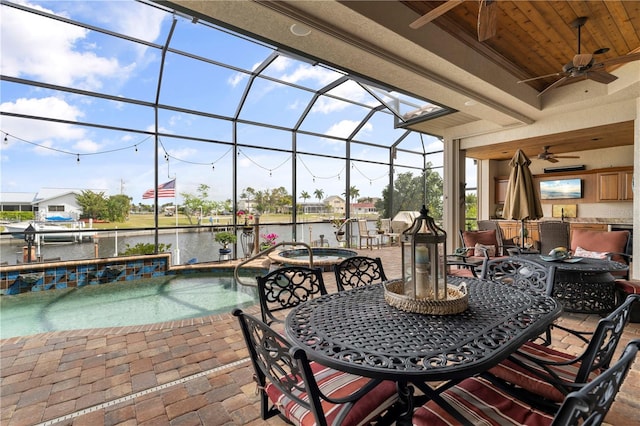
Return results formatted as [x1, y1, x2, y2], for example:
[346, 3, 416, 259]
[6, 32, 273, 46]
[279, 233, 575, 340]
[537, 146, 580, 163]
[410, 0, 497, 41]
[518, 17, 640, 97]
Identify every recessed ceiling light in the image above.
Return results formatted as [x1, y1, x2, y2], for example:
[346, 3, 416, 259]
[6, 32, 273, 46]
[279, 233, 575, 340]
[290, 23, 311, 37]
[464, 100, 477, 106]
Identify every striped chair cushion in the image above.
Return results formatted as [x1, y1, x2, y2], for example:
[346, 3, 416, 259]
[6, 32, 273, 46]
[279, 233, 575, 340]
[265, 362, 398, 426]
[488, 341, 600, 402]
[413, 376, 554, 426]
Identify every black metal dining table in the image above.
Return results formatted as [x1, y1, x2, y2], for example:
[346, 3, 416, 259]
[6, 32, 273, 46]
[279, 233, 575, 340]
[285, 277, 561, 425]
[516, 253, 629, 314]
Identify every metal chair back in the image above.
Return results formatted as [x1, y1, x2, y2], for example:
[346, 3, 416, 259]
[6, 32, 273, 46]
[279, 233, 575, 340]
[552, 339, 640, 426]
[232, 309, 327, 425]
[575, 293, 640, 381]
[333, 256, 387, 291]
[481, 256, 556, 296]
[256, 266, 327, 325]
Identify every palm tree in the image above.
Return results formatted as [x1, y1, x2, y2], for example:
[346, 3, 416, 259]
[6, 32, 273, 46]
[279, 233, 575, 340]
[314, 189, 324, 203]
[300, 190, 311, 215]
[314, 189, 325, 214]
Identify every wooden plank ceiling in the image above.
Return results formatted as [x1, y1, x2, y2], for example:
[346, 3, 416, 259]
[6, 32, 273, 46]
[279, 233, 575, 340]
[464, 121, 635, 160]
[400, 1, 639, 159]
[401, 1, 640, 93]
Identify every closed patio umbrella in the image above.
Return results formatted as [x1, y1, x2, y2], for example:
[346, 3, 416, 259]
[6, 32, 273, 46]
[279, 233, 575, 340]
[502, 149, 543, 249]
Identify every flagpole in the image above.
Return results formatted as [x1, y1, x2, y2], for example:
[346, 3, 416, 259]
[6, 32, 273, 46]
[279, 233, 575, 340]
[174, 177, 180, 265]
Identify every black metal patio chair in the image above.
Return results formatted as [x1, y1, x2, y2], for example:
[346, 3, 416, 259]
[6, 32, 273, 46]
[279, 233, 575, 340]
[233, 309, 399, 426]
[485, 293, 639, 411]
[256, 265, 327, 325]
[333, 256, 387, 292]
[412, 339, 640, 426]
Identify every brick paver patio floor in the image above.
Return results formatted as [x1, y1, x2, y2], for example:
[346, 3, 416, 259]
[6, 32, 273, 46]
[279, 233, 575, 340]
[2, 246, 639, 425]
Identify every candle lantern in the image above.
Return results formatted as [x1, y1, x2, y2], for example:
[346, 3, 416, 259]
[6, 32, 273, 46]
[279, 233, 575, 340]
[401, 205, 447, 300]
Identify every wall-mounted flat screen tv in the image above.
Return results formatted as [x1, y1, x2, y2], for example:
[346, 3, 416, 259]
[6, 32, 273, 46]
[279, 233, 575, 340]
[540, 178, 583, 200]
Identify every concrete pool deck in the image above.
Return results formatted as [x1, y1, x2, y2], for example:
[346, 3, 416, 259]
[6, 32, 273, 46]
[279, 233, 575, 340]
[1, 246, 639, 425]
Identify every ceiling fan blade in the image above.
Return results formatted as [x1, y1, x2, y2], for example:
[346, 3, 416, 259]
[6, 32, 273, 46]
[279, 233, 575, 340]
[586, 70, 618, 84]
[517, 72, 564, 84]
[553, 155, 581, 159]
[537, 76, 569, 97]
[409, 0, 464, 29]
[477, 0, 497, 41]
[573, 53, 593, 68]
[596, 51, 640, 67]
[546, 157, 559, 163]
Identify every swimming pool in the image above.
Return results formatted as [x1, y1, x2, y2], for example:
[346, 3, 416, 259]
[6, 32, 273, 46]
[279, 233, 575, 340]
[0, 272, 259, 339]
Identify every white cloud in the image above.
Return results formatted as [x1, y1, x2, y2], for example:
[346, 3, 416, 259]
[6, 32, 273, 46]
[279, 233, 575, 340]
[73, 139, 100, 153]
[326, 120, 369, 138]
[1, 2, 136, 91]
[0, 97, 86, 144]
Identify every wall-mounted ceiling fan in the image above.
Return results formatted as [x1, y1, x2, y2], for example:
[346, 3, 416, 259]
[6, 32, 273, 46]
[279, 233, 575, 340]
[537, 146, 580, 163]
[410, 0, 497, 41]
[519, 17, 640, 97]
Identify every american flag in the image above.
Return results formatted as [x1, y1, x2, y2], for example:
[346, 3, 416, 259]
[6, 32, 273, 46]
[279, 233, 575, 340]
[142, 179, 176, 199]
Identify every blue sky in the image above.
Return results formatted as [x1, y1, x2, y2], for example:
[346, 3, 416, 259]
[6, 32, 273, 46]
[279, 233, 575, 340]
[1, 1, 475, 205]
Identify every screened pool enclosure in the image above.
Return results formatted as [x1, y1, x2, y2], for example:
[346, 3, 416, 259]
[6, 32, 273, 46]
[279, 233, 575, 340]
[0, 0, 475, 262]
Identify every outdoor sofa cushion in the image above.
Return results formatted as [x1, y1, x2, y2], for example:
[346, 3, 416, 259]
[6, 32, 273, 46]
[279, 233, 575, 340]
[570, 229, 629, 263]
[462, 230, 499, 256]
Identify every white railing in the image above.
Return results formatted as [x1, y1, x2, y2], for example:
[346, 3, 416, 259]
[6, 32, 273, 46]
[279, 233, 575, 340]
[233, 241, 314, 287]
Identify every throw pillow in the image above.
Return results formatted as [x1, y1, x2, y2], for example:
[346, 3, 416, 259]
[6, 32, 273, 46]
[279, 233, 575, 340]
[574, 246, 608, 259]
[462, 230, 498, 256]
[474, 243, 496, 257]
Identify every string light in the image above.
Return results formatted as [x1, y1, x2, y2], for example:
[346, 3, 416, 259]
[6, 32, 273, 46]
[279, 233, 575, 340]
[3, 134, 7, 145]
[159, 139, 231, 170]
[0, 132, 152, 158]
[297, 154, 345, 182]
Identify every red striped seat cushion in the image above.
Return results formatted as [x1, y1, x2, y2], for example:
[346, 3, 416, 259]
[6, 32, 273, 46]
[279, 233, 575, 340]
[265, 362, 398, 426]
[413, 376, 554, 426]
[488, 341, 600, 402]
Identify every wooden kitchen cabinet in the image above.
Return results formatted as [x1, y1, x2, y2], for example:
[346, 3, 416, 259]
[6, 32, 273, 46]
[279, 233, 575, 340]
[597, 169, 633, 201]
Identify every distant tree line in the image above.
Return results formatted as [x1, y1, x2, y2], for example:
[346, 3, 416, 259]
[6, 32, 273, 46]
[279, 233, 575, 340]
[74, 169, 446, 224]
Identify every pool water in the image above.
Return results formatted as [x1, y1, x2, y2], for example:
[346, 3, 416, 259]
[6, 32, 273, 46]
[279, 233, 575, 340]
[0, 273, 258, 339]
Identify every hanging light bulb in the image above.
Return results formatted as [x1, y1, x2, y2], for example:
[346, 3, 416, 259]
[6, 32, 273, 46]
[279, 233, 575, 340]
[313, 177, 315, 183]
[134, 145, 138, 152]
[212, 164, 215, 171]
[269, 170, 272, 177]
[76, 154, 80, 163]
[3, 134, 8, 145]
[338, 174, 340, 181]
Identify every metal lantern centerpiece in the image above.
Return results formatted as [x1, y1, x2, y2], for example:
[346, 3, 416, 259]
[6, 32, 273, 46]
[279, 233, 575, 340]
[384, 205, 468, 315]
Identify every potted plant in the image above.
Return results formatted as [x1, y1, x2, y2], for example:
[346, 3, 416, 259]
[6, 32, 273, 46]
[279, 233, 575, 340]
[375, 217, 384, 234]
[259, 233, 279, 251]
[214, 231, 237, 254]
[332, 217, 347, 235]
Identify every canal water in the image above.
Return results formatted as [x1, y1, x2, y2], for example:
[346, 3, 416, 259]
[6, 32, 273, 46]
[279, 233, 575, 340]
[1, 222, 354, 265]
